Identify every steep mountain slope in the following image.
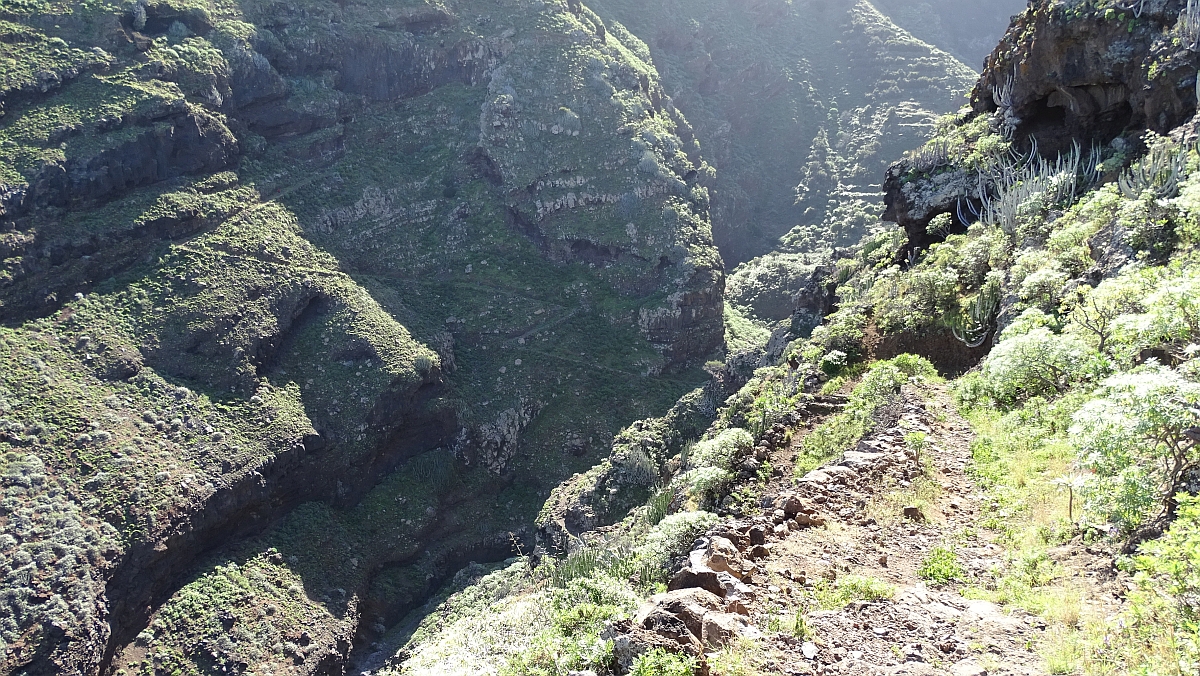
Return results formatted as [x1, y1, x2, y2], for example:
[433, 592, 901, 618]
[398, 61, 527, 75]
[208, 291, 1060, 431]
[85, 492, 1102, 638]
[376, 2, 1200, 676]
[0, 1, 722, 673]
[590, 0, 979, 266]
[0, 1, 1008, 675]
[872, 0, 1028, 69]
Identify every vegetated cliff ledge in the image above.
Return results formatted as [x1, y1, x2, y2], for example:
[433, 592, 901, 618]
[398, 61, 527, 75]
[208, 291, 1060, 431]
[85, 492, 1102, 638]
[97, 376, 454, 676]
[885, 0, 1200, 243]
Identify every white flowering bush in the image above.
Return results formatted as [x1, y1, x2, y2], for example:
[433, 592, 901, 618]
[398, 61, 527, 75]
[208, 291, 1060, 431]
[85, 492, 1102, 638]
[1072, 367, 1200, 530]
[679, 466, 733, 509]
[637, 510, 719, 571]
[687, 428, 752, 473]
[1110, 267, 1200, 363]
[978, 327, 1104, 407]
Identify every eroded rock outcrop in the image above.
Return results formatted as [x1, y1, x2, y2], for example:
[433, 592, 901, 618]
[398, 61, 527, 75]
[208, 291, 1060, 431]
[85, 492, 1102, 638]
[886, 0, 1200, 238]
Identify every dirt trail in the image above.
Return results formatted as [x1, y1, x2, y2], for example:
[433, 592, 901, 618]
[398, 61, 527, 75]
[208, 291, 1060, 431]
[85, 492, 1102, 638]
[747, 385, 1044, 675]
[624, 383, 1115, 676]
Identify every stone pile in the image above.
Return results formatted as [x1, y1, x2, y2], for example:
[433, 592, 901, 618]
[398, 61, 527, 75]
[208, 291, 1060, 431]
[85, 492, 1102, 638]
[606, 492, 835, 671]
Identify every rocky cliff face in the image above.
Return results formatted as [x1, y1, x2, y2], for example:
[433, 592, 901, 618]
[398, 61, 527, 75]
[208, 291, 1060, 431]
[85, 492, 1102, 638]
[590, 0, 981, 265]
[0, 1, 1005, 674]
[886, 0, 1200, 242]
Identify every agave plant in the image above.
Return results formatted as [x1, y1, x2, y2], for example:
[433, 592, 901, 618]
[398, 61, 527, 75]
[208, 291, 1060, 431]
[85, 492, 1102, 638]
[1182, 0, 1200, 50]
[908, 139, 956, 174]
[968, 140, 1103, 235]
[991, 75, 1019, 139]
[1120, 0, 1148, 19]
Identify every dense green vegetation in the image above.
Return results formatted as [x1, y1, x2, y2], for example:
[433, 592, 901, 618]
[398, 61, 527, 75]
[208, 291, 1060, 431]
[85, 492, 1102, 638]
[22, 0, 1200, 675]
[0, 0, 729, 671]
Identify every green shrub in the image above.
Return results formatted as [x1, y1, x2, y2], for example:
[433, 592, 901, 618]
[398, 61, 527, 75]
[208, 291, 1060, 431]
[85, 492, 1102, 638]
[638, 511, 718, 572]
[679, 466, 733, 509]
[804, 304, 867, 365]
[1088, 494, 1200, 674]
[1066, 271, 1150, 357]
[554, 602, 621, 637]
[977, 328, 1104, 407]
[919, 547, 965, 585]
[868, 264, 960, 334]
[1000, 308, 1061, 340]
[924, 224, 1009, 290]
[1073, 367, 1200, 530]
[687, 429, 752, 473]
[852, 354, 939, 404]
[1017, 266, 1070, 314]
[819, 349, 849, 376]
[551, 546, 656, 590]
[644, 487, 674, 526]
[631, 648, 695, 676]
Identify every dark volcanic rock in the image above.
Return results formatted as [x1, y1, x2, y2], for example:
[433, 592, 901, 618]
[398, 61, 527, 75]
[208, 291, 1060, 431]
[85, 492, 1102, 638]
[2, 108, 238, 220]
[972, 0, 1197, 153]
[886, 0, 1200, 238]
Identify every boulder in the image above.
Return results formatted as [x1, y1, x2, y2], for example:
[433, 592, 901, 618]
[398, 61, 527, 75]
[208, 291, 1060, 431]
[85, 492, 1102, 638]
[698, 537, 748, 579]
[824, 465, 857, 479]
[747, 525, 767, 545]
[795, 513, 827, 528]
[842, 450, 887, 470]
[605, 621, 708, 676]
[777, 493, 815, 516]
[701, 612, 761, 647]
[668, 568, 725, 597]
[639, 608, 703, 651]
[950, 660, 988, 676]
[717, 573, 756, 603]
[802, 641, 819, 660]
[637, 588, 723, 640]
[801, 469, 831, 484]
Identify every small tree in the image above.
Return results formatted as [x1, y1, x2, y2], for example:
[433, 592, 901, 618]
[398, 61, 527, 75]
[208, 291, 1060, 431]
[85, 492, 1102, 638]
[1067, 276, 1146, 358]
[1072, 367, 1200, 530]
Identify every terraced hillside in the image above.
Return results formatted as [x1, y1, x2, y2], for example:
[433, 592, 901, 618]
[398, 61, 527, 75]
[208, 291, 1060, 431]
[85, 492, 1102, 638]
[592, 0, 981, 265]
[873, 0, 1028, 69]
[395, 2, 1200, 676]
[0, 1, 1001, 675]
